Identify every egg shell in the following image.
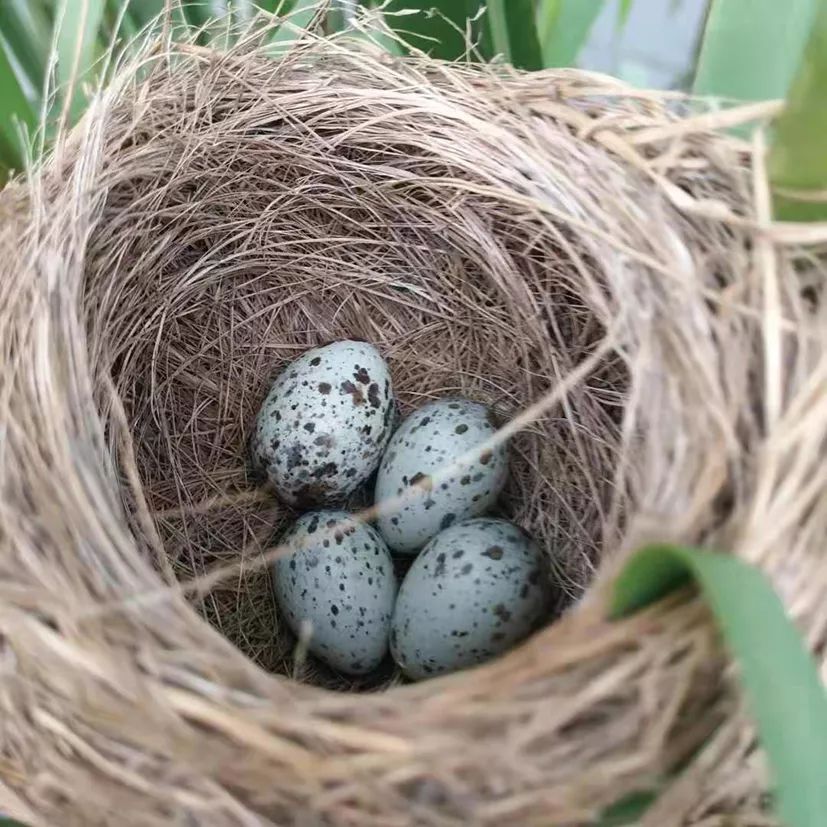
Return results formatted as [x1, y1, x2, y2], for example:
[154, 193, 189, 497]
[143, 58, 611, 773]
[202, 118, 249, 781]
[273, 510, 397, 675]
[251, 341, 394, 506]
[390, 518, 550, 680]
[375, 398, 508, 554]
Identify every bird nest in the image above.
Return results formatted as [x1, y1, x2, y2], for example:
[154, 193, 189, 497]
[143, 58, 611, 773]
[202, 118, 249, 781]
[0, 30, 825, 827]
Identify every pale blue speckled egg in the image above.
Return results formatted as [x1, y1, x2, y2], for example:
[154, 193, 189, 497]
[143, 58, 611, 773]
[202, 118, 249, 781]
[375, 399, 508, 554]
[390, 518, 550, 680]
[251, 341, 394, 506]
[274, 510, 397, 675]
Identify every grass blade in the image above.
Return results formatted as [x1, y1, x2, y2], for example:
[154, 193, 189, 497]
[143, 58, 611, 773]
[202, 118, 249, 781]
[180, 0, 213, 28]
[256, 0, 298, 12]
[769, 0, 827, 221]
[266, 0, 317, 46]
[485, 0, 510, 61]
[382, 1, 481, 61]
[541, 0, 605, 68]
[611, 545, 827, 827]
[597, 791, 657, 826]
[693, 0, 818, 100]
[325, 0, 348, 35]
[125, 0, 168, 27]
[0, 39, 37, 178]
[0, 1, 52, 87]
[55, 0, 106, 123]
[487, 0, 542, 70]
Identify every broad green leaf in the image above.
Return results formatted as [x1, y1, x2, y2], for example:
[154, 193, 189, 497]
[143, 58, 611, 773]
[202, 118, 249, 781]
[266, 0, 316, 45]
[101, 1, 142, 42]
[0, 39, 36, 178]
[536, 0, 560, 45]
[55, 0, 106, 122]
[116, 10, 139, 39]
[382, 0, 482, 61]
[0, 0, 51, 87]
[611, 545, 827, 827]
[693, 0, 818, 100]
[340, 0, 404, 56]
[180, 0, 213, 29]
[325, 0, 348, 35]
[487, 0, 542, 70]
[597, 790, 657, 826]
[124, 0, 167, 27]
[769, 0, 827, 221]
[255, 0, 298, 13]
[485, 0, 509, 60]
[541, 0, 604, 68]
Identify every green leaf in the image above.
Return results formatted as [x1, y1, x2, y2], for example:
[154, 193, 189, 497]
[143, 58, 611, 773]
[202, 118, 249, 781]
[611, 545, 827, 827]
[0, 39, 36, 177]
[255, 0, 298, 13]
[597, 790, 657, 826]
[487, 0, 543, 70]
[0, 0, 51, 87]
[693, 0, 819, 100]
[485, 0, 509, 60]
[769, 0, 827, 221]
[536, 0, 560, 45]
[55, 0, 106, 122]
[541, 0, 604, 68]
[124, 0, 167, 28]
[265, 0, 317, 46]
[179, 0, 213, 29]
[382, 1, 482, 61]
[618, 0, 633, 26]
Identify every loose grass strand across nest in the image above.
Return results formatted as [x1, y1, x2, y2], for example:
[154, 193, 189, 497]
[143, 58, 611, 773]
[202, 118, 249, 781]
[1, 29, 826, 827]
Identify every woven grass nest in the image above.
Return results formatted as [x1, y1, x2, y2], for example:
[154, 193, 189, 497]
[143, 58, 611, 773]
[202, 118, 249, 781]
[1, 28, 826, 827]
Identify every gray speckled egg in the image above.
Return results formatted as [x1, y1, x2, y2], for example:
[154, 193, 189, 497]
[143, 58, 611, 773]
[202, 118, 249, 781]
[375, 398, 508, 554]
[390, 518, 550, 680]
[274, 510, 397, 675]
[251, 341, 394, 506]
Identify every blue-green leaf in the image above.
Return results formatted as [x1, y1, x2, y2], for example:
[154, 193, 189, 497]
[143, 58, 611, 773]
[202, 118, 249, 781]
[55, 0, 106, 122]
[0, 39, 36, 177]
[487, 0, 542, 69]
[693, 0, 819, 100]
[0, 0, 51, 87]
[541, 0, 605, 68]
[382, 1, 482, 61]
[611, 545, 827, 827]
[597, 790, 657, 826]
[769, 0, 827, 221]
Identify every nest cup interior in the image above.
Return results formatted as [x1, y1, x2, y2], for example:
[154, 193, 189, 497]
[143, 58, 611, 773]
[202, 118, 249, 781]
[88, 69, 625, 690]
[82, 51, 656, 689]
[102, 170, 619, 684]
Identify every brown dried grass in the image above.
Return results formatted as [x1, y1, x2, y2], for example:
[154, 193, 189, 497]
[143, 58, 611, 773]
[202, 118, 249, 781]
[1, 25, 826, 827]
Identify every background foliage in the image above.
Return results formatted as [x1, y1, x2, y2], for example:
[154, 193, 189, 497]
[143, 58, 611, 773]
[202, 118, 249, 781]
[1, 0, 825, 217]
